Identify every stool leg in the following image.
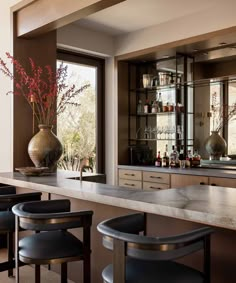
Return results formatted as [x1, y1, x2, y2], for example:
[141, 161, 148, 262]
[35, 265, 40, 283]
[61, 262, 67, 283]
[7, 231, 14, 277]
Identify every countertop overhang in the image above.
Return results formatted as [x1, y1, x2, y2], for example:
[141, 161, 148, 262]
[0, 171, 236, 230]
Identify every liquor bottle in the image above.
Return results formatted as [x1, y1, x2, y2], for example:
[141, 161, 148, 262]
[162, 144, 169, 168]
[158, 93, 163, 112]
[169, 145, 176, 168]
[192, 149, 201, 167]
[179, 146, 185, 168]
[151, 101, 157, 113]
[175, 146, 180, 168]
[155, 151, 162, 167]
[137, 100, 142, 114]
[144, 100, 150, 113]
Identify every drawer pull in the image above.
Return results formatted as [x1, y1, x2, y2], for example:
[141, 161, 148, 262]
[150, 186, 161, 190]
[150, 176, 161, 179]
[211, 183, 216, 186]
[124, 173, 135, 176]
[200, 182, 205, 185]
[124, 183, 135, 186]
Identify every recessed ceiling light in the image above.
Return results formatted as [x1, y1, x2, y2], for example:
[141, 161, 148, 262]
[193, 49, 199, 52]
[203, 52, 208, 56]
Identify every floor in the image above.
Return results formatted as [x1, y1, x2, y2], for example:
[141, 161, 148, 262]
[0, 249, 74, 283]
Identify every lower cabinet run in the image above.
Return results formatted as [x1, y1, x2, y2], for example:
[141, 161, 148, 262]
[118, 168, 236, 190]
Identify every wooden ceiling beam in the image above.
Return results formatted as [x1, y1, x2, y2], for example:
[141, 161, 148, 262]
[15, 0, 126, 38]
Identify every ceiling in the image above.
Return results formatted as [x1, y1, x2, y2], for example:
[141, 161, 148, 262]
[76, 0, 221, 36]
[74, 0, 236, 63]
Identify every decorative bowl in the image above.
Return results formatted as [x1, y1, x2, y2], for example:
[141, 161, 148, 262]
[15, 167, 49, 176]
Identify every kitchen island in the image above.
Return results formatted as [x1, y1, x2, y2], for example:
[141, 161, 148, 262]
[0, 171, 235, 283]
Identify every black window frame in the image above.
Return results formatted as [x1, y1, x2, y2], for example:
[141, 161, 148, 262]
[57, 49, 105, 173]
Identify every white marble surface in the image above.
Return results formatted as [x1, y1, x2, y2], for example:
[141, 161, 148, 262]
[0, 171, 236, 230]
[118, 165, 236, 178]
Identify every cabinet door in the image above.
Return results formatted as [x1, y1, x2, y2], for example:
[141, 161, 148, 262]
[209, 177, 236, 188]
[119, 179, 142, 190]
[171, 174, 208, 188]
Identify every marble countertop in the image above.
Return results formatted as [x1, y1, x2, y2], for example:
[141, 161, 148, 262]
[118, 165, 236, 178]
[0, 171, 236, 230]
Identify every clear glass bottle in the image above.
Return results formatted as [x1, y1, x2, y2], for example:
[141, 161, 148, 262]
[170, 145, 176, 168]
[144, 99, 150, 113]
[137, 100, 142, 114]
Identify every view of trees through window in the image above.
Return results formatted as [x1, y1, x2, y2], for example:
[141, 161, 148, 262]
[210, 82, 236, 156]
[56, 60, 96, 171]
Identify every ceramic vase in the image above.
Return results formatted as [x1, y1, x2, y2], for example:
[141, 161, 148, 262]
[205, 131, 227, 160]
[28, 124, 63, 171]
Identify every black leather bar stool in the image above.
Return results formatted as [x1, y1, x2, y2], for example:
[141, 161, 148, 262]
[0, 184, 41, 277]
[97, 213, 214, 283]
[12, 199, 93, 283]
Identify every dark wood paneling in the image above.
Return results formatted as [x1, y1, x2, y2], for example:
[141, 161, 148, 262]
[13, 17, 57, 169]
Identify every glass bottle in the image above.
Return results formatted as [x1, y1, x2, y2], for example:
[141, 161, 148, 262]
[192, 149, 201, 167]
[158, 93, 163, 112]
[179, 146, 185, 168]
[137, 100, 142, 114]
[151, 101, 157, 113]
[162, 145, 169, 168]
[144, 100, 150, 113]
[170, 145, 176, 168]
[155, 151, 162, 167]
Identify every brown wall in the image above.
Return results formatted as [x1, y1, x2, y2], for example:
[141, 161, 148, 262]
[13, 18, 56, 169]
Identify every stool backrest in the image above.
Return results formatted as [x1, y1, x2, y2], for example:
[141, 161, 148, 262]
[0, 191, 42, 210]
[0, 185, 16, 195]
[12, 199, 93, 231]
[97, 213, 213, 261]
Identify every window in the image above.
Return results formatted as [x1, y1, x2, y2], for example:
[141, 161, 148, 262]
[210, 81, 236, 156]
[57, 50, 105, 173]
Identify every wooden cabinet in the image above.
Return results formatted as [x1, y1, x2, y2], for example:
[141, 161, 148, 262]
[209, 177, 236, 188]
[118, 168, 236, 191]
[143, 171, 170, 191]
[118, 169, 142, 189]
[171, 174, 208, 188]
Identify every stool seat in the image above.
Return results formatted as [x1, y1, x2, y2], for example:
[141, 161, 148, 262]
[19, 230, 84, 263]
[103, 258, 204, 283]
[0, 211, 15, 233]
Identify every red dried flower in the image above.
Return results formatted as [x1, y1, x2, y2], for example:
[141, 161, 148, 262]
[0, 53, 90, 125]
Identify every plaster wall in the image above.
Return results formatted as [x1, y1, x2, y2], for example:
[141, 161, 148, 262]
[0, 1, 14, 172]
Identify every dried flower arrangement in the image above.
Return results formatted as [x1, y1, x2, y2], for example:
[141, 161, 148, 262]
[211, 91, 236, 132]
[0, 52, 89, 125]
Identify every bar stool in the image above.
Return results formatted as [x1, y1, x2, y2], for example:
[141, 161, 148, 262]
[97, 213, 214, 283]
[12, 199, 93, 283]
[0, 184, 41, 277]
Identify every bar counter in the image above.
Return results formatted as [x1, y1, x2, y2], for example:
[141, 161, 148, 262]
[0, 170, 236, 283]
[0, 170, 235, 230]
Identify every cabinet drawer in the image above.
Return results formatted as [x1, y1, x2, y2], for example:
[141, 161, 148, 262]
[143, 171, 170, 184]
[119, 179, 142, 189]
[119, 169, 142, 181]
[143, 182, 169, 191]
[209, 177, 236, 188]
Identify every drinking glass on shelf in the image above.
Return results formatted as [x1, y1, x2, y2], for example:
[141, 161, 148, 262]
[150, 127, 157, 139]
[156, 127, 162, 140]
[144, 126, 151, 139]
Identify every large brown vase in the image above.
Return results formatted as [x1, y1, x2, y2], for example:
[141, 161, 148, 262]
[205, 131, 227, 160]
[28, 124, 63, 171]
